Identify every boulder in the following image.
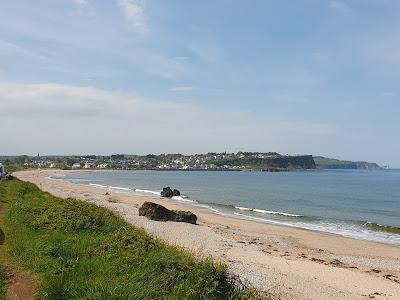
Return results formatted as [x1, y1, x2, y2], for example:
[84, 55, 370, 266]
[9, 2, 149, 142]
[161, 187, 173, 198]
[139, 202, 197, 224]
[173, 210, 196, 224]
[172, 189, 181, 196]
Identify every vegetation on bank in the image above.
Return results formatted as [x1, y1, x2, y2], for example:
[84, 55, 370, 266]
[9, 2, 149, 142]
[365, 222, 400, 234]
[1, 164, 29, 174]
[0, 179, 265, 299]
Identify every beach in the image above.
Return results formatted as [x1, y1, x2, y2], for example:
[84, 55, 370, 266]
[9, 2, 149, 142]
[14, 169, 400, 300]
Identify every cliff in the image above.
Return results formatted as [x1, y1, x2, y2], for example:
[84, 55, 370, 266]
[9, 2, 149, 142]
[314, 156, 382, 170]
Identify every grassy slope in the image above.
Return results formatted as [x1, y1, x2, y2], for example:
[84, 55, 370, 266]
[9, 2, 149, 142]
[313, 157, 351, 167]
[0, 179, 261, 299]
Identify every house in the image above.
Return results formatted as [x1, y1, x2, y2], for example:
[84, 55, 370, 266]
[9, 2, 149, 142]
[72, 163, 81, 169]
[84, 162, 95, 169]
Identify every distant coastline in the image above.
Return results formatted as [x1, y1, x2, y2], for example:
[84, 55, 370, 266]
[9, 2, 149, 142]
[1, 152, 382, 172]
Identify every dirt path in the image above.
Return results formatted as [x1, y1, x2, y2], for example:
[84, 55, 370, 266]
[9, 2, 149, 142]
[6, 266, 38, 300]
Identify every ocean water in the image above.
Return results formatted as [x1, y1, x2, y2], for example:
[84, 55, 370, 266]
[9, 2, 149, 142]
[52, 169, 400, 246]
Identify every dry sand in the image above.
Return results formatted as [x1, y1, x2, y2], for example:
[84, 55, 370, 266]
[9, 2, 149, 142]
[14, 169, 400, 300]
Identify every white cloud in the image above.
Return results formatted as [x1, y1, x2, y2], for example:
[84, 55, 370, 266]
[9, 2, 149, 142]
[264, 70, 321, 88]
[169, 86, 197, 92]
[116, 0, 148, 33]
[71, 0, 96, 17]
[168, 86, 222, 92]
[364, 34, 400, 71]
[329, 0, 351, 13]
[274, 94, 310, 104]
[142, 54, 190, 80]
[72, 0, 88, 7]
[0, 83, 338, 155]
[189, 42, 221, 64]
[0, 40, 48, 61]
[173, 56, 189, 61]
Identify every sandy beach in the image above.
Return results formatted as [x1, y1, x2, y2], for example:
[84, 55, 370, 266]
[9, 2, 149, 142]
[14, 169, 400, 300]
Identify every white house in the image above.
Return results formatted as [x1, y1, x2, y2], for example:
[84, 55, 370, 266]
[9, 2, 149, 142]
[72, 163, 81, 169]
[84, 162, 95, 169]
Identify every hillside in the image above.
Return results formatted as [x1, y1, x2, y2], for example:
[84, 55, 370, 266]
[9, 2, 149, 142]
[212, 154, 316, 170]
[314, 156, 382, 170]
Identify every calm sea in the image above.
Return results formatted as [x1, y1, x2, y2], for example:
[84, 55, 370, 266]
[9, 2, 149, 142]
[52, 169, 400, 246]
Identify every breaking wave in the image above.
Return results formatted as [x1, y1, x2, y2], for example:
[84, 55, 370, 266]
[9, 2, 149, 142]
[235, 206, 303, 217]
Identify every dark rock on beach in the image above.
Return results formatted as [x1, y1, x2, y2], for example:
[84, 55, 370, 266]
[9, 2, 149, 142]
[161, 187, 173, 198]
[139, 202, 197, 224]
[172, 189, 180, 196]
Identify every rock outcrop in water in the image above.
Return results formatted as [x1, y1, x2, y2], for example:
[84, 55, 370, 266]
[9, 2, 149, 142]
[160, 187, 181, 197]
[161, 187, 173, 197]
[138, 202, 197, 224]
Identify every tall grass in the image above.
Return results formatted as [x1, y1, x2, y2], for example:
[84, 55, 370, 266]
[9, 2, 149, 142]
[0, 179, 262, 299]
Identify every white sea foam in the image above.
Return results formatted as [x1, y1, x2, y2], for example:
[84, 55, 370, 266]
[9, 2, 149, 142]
[172, 196, 194, 202]
[235, 206, 252, 211]
[233, 212, 400, 246]
[134, 189, 193, 202]
[108, 186, 132, 191]
[89, 183, 109, 188]
[235, 206, 302, 217]
[134, 189, 161, 196]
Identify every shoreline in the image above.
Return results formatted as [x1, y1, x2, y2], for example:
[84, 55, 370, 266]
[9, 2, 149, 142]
[15, 169, 400, 299]
[49, 169, 400, 247]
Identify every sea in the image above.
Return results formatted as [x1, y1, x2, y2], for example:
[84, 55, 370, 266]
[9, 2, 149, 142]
[51, 169, 400, 246]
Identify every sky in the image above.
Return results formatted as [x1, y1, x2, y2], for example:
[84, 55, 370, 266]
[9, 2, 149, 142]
[0, 0, 399, 166]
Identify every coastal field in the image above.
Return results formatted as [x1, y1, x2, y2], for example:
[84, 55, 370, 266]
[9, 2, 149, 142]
[0, 178, 260, 299]
[10, 170, 400, 299]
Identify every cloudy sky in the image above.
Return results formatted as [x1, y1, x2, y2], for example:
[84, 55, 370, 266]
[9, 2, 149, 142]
[0, 1, 399, 166]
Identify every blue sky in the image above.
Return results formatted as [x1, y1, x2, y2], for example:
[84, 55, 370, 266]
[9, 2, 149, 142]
[0, 0, 399, 166]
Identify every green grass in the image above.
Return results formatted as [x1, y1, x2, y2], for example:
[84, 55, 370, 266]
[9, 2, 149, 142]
[0, 268, 7, 300]
[313, 157, 351, 167]
[0, 179, 263, 299]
